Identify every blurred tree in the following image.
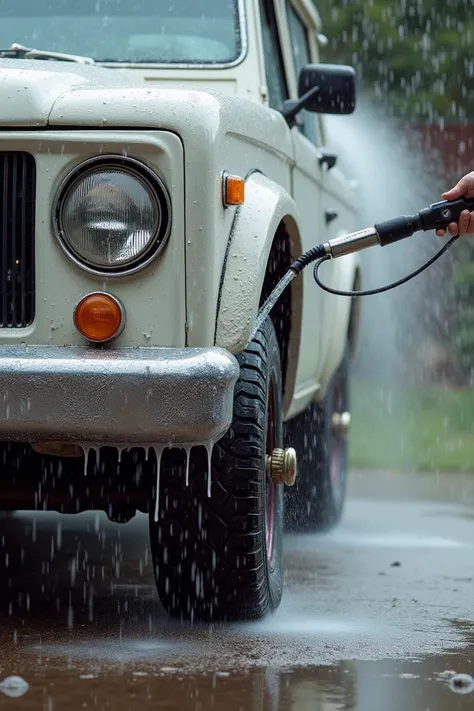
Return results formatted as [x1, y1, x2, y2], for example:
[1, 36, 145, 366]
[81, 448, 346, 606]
[316, 0, 474, 122]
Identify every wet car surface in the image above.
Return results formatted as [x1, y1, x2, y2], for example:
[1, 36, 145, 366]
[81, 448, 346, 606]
[1, 468, 474, 710]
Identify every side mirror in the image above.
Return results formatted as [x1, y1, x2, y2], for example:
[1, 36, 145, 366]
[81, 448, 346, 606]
[281, 63, 356, 127]
[299, 64, 356, 114]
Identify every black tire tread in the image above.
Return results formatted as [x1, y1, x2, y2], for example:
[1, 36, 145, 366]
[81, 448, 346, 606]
[150, 319, 283, 621]
[284, 343, 350, 533]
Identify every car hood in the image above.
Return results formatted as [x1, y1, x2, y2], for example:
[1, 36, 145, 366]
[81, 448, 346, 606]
[0, 57, 294, 165]
[0, 59, 135, 127]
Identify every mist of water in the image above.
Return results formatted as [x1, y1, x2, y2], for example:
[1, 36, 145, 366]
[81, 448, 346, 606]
[322, 99, 465, 474]
[325, 98, 449, 385]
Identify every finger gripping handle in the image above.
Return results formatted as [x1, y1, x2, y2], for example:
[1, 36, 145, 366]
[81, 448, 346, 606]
[419, 197, 474, 231]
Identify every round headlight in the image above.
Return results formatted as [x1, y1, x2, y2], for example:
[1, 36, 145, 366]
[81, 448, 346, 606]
[54, 157, 171, 275]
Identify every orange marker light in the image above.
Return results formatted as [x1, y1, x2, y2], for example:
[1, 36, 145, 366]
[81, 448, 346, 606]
[223, 174, 245, 206]
[74, 292, 125, 343]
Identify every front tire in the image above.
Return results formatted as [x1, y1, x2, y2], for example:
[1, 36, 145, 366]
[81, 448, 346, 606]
[149, 317, 284, 621]
[284, 342, 350, 533]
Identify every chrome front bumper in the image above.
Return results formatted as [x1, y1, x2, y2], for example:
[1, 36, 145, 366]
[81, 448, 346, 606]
[0, 346, 240, 445]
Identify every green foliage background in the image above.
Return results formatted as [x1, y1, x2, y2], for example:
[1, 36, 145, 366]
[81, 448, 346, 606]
[315, 0, 474, 122]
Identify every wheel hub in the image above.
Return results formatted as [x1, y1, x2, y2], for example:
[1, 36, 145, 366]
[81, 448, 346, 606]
[332, 411, 351, 439]
[266, 447, 297, 487]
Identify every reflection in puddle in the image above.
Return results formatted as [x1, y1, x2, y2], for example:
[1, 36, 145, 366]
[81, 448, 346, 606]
[447, 673, 474, 695]
[0, 675, 30, 699]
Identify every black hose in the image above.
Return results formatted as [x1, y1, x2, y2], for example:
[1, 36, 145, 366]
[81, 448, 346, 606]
[313, 235, 459, 297]
[290, 245, 327, 275]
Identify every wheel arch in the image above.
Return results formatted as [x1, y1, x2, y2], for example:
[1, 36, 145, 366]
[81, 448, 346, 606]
[215, 172, 303, 417]
[260, 216, 303, 417]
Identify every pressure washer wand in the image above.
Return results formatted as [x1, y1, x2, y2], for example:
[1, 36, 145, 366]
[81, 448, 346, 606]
[292, 196, 474, 272]
[251, 196, 474, 341]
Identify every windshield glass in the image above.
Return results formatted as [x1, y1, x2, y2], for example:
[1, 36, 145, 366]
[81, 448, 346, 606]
[0, 0, 241, 65]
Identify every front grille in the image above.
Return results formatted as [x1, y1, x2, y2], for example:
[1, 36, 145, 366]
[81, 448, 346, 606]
[0, 152, 36, 327]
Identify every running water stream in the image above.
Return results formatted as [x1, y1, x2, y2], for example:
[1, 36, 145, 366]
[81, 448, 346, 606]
[79, 441, 216, 522]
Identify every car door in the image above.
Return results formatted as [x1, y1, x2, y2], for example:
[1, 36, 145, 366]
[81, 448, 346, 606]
[258, 0, 320, 417]
[285, 1, 359, 375]
[277, 0, 327, 415]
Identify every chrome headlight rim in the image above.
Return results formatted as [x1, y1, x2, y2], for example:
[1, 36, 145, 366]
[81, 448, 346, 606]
[52, 155, 172, 277]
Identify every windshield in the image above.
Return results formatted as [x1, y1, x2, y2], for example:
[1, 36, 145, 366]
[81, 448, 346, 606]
[0, 0, 241, 65]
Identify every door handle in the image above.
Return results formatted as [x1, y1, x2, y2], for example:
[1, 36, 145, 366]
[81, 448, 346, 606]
[318, 150, 338, 171]
[325, 209, 339, 225]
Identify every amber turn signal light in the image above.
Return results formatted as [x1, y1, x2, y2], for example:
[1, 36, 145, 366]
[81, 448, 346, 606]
[74, 292, 125, 343]
[222, 173, 245, 207]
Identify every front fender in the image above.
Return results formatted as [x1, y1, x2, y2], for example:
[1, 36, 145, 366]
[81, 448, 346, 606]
[215, 172, 300, 353]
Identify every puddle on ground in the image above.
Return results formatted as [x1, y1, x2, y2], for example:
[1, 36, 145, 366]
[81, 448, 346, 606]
[1, 650, 474, 710]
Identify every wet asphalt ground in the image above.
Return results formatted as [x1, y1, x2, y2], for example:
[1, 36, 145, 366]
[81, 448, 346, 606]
[1, 468, 474, 710]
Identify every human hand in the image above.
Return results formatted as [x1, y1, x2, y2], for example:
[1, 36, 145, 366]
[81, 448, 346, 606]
[436, 171, 474, 237]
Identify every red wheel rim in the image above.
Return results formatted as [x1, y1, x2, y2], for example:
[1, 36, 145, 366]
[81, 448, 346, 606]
[265, 379, 276, 564]
[330, 378, 344, 496]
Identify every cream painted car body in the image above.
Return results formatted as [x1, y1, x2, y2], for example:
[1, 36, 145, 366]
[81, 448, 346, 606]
[0, 0, 361, 446]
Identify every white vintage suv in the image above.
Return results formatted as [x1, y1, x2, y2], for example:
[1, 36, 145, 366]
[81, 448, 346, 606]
[0, 0, 362, 621]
